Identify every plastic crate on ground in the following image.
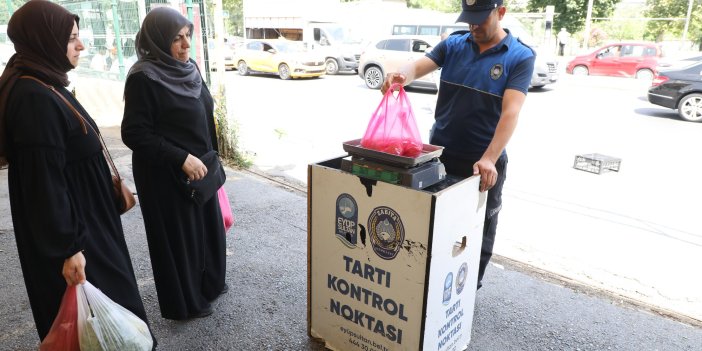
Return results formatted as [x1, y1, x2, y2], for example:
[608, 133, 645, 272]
[573, 153, 621, 174]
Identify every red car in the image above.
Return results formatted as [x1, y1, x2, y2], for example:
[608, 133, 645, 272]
[566, 42, 663, 80]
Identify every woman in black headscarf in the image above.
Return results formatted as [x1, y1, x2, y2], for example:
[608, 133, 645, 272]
[0, 0, 154, 344]
[121, 7, 227, 320]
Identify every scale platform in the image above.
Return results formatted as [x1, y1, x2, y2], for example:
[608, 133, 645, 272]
[340, 156, 446, 189]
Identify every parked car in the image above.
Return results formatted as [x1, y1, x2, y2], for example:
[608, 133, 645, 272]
[208, 45, 236, 71]
[566, 42, 663, 80]
[500, 15, 558, 89]
[358, 35, 440, 90]
[658, 54, 702, 70]
[647, 61, 702, 122]
[235, 39, 326, 80]
[387, 15, 558, 89]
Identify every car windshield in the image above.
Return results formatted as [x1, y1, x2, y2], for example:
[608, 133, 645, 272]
[273, 42, 306, 53]
[319, 25, 363, 45]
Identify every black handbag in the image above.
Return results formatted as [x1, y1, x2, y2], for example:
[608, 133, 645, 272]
[182, 150, 226, 206]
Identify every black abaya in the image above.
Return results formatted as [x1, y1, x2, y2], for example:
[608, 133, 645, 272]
[121, 72, 227, 320]
[5, 78, 150, 340]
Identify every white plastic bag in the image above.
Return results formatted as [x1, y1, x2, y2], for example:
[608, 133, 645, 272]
[77, 281, 153, 351]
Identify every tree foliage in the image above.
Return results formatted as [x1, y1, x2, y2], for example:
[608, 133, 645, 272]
[643, 0, 702, 45]
[1, 0, 29, 24]
[222, 0, 243, 36]
[527, 0, 620, 34]
[406, 0, 460, 12]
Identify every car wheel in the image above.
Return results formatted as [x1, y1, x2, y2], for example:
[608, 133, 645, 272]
[325, 58, 339, 75]
[572, 65, 589, 76]
[278, 63, 291, 80]
[364, 66, 383, 89]
[677, 93, 702, 122]
[635, 69, 654, 80]
[237, 61, 248, 76]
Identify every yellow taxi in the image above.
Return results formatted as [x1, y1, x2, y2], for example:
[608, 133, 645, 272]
[235, 39, 326, 80]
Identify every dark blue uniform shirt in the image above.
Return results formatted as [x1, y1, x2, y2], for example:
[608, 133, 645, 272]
[425, 29, 535, 160]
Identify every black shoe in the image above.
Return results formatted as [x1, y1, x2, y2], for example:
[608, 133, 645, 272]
[221, 283, 229, 295]
[189, 307, 214, 319]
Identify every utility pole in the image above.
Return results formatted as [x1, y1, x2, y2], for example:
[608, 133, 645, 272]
[681, 0, 693, 48]
[582, 0, 594, 50]
[545, 6, 554, 54]
[212, 0, 226, 90]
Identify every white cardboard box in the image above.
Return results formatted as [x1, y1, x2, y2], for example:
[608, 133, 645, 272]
[308, 158, 486, 351]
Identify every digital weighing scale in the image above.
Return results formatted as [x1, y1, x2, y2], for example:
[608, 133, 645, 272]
[341, 139, 447, 189]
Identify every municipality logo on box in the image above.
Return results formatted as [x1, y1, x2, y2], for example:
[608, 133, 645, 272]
[335, 194, 358, 247]
[368, 206, 404, 260]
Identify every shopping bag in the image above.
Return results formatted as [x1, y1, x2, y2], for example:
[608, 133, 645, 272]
[77, 281, 153, 351]
[361, 83, 423, 157]
[218, 186, 234, 232]
[39, 286, 80, 351]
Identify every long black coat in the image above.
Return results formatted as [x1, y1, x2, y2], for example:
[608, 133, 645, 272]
[121, 72, 226, 319]
[5, 78, 149, 340]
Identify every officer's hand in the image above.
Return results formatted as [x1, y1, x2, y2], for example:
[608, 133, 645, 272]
[473, 158, 498, 192]
[381, 73, 406, 95]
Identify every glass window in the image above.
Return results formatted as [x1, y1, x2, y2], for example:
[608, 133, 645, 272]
[375, 40, 387, 50]
[621, 45, 645, 57]
[392, 25, 417, 35]
[384, 39, 410, 52]
[418, 25, 440, 36]
[642, 46, 658, 57]
[411, 40, 431, 53]
[247, 42, 262, 51]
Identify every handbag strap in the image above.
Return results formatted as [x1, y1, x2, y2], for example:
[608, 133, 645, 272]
[19, 75, 123, 180]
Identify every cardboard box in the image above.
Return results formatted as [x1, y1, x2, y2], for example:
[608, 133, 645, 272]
[308, 158, 486, 351]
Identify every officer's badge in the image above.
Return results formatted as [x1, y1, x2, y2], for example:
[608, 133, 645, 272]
[490, 63, 504, 80]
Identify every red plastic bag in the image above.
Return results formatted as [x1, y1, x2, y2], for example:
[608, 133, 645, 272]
[218, 186, 234, 232]
[361, 83, 423, 157]
[39, 285, 79, 351]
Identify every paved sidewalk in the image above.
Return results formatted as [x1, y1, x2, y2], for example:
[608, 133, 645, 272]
[1, 126, 701, 350]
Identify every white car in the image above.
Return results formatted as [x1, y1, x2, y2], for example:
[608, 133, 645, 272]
[358, 35, 440, 90]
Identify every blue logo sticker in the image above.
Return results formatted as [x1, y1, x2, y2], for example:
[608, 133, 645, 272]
[456, 262, 467, 295]
[335, 194, 358, 247]
[443, 272, 453, 305]
[367, 206, 404, 260]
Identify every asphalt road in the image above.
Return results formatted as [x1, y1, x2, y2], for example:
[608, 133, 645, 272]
[223, 69, 702, 324]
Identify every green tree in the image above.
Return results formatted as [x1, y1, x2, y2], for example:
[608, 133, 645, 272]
[596, 1, 648, 41]
[644, 0, 702, 47]
[222, 0, 243, 36]
[527, 0, 620, 34]
[1, 0, 27, 24]
[406, 0, 460, 12]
